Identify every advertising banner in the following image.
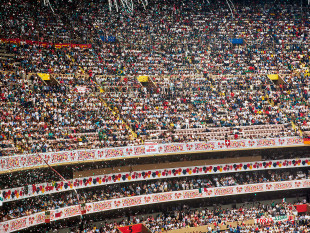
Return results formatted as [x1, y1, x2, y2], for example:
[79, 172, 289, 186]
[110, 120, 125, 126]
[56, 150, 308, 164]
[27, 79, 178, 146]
[2, 158, 309, 202]
[0, 137, 304, 173]
[1, 179, 309, 233]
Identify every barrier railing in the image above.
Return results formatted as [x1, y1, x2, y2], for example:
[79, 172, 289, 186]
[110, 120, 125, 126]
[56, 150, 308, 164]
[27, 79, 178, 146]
[1, 179, 309, 233]
[2, 157, 309, 203]
[0, 137, 304, 174]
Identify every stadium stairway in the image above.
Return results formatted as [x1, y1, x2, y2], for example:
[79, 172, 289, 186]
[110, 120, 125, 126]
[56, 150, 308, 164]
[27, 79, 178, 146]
[91, 78, 138, 140]
[39, 74, 61, 87]
[267, 74, 286, 86]
[264, 74, 305, 137]
[138, 76, 158, 93]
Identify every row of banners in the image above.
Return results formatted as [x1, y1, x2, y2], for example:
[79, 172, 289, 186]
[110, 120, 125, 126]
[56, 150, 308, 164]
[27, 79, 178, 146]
[0, 137, 304, 173]
[0, 38, 92, 49]
[1, 179, 309, 233]
[2, 157, 310, 202]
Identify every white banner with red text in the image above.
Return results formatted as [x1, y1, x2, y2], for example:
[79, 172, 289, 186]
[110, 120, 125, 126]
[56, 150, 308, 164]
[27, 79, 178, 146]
[2, 158, 309, 202]
[255, 215, 294, 224]
[1, 179, 310, 233]
[0, 137, 304, 173]
[0, 158, 310, 202]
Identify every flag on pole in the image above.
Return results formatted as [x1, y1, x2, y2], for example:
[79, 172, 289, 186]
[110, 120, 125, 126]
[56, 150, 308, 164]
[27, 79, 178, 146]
[199, 188, 208, 193]
[80, 203, 86, 215]
[45, 211, 51, 223]
[55, 209, 62, 218]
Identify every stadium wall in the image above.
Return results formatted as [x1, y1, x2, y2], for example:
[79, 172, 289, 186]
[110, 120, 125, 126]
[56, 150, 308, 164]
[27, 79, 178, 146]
[2, 157, 310, 202]
[0, 137, 305, 174]
[1, 179, 310, 233]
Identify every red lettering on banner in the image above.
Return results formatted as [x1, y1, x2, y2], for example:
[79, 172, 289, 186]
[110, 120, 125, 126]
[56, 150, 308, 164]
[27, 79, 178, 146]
[134, 146, 145, 155]
[257, 139, 276, 147]
[145, 143, 158, 153]
[26, 155, 43, 166]
[214, 187, 234, 196]
[7, 157, 20, 169]
[0, 38, 91, 49]
[144, 196, 152, 203]
[278, 138, 285, 145]
[153, 193, 173, 202]
[10, 218, 27, 231]
[248, 140, 256, 147]
[93, 201, 112, 212]
[97, 150, 105, 158]
[78, 151, 96, 161]
[106, 148, 124, 158]
[175, 192, 182, 199]
[0, 159, 6, 169]
[35, 213, 45, 225]
[274, 182, 293, 190]
[163, 145, 185, 153]
[63, 205, 81, 218]
[256, 217, 273, 224]
[2, 223, 9, 232]
[20, 157, 27, 167]
[28, 216, 35, 225]
[286, 137, 303, 145]
[183, 190, 203, 199]
[122, 197, 142, 207]
[0, 137, 304, 172]
[50, 152, 70, 164]
[230, 141, 246, 148]
[195, 142, 215, 151]
[294, 181, 302, 188]
[302, 180, 310, 188]
[244, 184, 264, 193]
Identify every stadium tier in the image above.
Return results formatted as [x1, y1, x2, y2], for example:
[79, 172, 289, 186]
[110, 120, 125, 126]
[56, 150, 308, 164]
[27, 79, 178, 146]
[0, 0, 310, 232]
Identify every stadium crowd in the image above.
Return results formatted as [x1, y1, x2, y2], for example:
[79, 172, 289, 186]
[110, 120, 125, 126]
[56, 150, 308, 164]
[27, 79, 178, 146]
[0, 71, 135, 156]
[0, 0, 309, 232]
[0, 70, 307, 155]
[34, 202, 309, 233]
[0, 0, 309, 154]
[1, 0, 309, 75]
[0, 169, 307, 222]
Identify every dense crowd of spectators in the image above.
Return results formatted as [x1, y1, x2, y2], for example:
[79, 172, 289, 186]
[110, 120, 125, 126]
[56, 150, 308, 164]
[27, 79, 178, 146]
[1, 0, 309, 75]
[103, 74, 306, 143]
[0, 1, 309, 232]
[0, 71, 135, 156]
[0, 169, 307, 222]
[0, 0, 309, 154]
[74, 212, 310, 233]
[0, 70, 308, 155]
[38, 201, 309, 233]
